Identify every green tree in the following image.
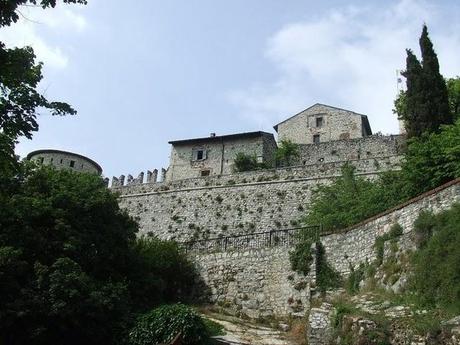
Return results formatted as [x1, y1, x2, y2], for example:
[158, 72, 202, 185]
[128, 237, 198, 312]
[400, 120, 460, 196]
[0, 167, 137, 344]
[0, 1, 86, 172]
[303, 164, 408, 232]
[275, 139, 299, 167]
[446, 77, 460, 120]
[399, 25, 452, 137]
[0, 0, 87, 27]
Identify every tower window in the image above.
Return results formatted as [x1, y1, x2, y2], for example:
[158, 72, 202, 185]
[313, 134, 320, 144]
[316, 117, 323, 127]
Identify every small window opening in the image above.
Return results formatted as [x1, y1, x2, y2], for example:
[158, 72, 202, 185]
[39, 157, 44, 163]
[50, 158, 53, 163]
[313, 134, 320, 144]
[201, 170, 210, 177]
[193, 149, 207, 161]
[69, 160, 75, 168]
[316, 117, 323, 127]
[60, 159, 63, 163]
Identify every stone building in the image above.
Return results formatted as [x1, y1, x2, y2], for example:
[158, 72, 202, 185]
[166, 131, 277, 181]
[274, 103, 372, 145]
[27, 149, 103, 175]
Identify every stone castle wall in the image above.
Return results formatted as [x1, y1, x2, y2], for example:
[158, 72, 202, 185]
[192, 246, 314, 319]
[296, 134, 404, 166]
[115, 155, 402, 241]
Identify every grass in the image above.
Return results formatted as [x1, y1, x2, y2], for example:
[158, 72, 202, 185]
[203, 318, 226, 337]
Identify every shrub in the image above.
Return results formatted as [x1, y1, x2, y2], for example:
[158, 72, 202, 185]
[409, 204, 460, 313]
[289, 239, 314, 276]
[128, 237, 198, 311]
[316, 242, 342, 293]
[233, 152, 263, 172]
[304, 164, 408, 233]
[275, 139, 299, 167]
[374, 223, 403, 266]
[413, 210, 436, 248]
[128, 304, 210, 345]
[346, 263, 366, 294]
[401, 120, 460, 196]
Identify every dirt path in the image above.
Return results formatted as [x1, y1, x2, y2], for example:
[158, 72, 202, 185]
[203, 313, 297, 345]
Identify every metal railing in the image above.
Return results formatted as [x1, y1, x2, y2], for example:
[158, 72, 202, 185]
[182, 225, 320, 254]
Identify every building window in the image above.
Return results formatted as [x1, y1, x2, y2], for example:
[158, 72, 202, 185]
[192, 149, 207, 161]
[201, 170, 210, 177]
[60, 159, 63, 163]
[69, 160, 75, 168]
[313, 134, 320, 144]
[316, 117, 323, 128]
[39, 157, 44, 163]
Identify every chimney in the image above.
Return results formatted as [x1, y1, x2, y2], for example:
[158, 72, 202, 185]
[210, 132, 216, 137]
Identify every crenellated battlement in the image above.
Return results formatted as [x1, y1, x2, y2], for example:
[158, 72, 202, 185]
[110, 167, 168, 187]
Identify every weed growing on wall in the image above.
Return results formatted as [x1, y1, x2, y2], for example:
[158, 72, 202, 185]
[374, 223, 403, 266]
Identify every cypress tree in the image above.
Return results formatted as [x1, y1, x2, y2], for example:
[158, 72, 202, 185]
[401, 50, 424, 138]
[419, 25, 452, 132]
[401, 25, 452, 138]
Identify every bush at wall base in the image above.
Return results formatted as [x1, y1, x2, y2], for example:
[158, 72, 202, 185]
[128, 304, 210, 345]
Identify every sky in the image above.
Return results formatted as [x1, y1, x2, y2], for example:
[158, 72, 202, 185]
[2, 0, 460, 179]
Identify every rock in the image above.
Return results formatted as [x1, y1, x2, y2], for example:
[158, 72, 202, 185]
[278, 323, 290, 332]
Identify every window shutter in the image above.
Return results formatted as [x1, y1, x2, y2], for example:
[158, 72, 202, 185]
[192, 150, 197, 161]
[202, 149, 207, 160]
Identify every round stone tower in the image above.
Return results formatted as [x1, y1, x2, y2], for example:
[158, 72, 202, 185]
[27, 149, 102, 175]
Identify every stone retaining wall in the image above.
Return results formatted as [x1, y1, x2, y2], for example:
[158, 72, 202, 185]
[192, 247, 314, 319]
[320, 178, 460, 275]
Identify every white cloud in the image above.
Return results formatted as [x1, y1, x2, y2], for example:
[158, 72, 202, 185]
[229, 0, 460, 135]
[0, 4, 88, 69]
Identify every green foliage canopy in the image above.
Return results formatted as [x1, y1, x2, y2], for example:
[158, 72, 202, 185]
[233, 152, 263, 172]
[446, 77, 460, 120]
[0, 0, 87, 27]
[128, 236, 198, 312]
[275, 139, 299, 167]
[400, 120, 460, 196]
[0, 166, 199, 344]
[0, 1, 84, 172]
[128, 304, 210, 345]
[303, 164, 407, 233]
